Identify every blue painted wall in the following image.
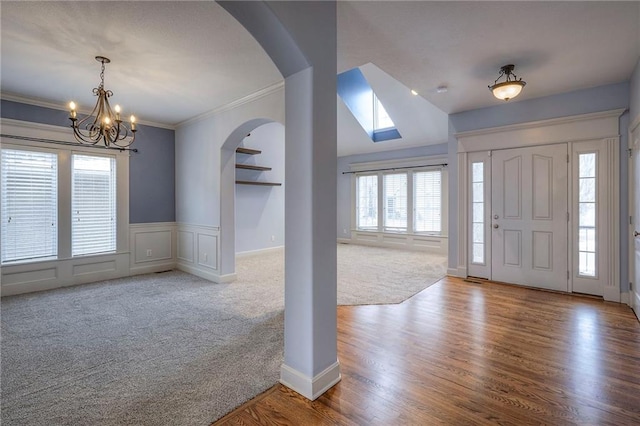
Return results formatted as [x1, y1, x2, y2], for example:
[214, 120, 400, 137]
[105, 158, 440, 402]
[1, 100, 175, 223]
[448, 82, 630, 293]
[337, 143, 448, 239]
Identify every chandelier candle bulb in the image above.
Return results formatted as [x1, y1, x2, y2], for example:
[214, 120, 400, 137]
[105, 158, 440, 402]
[130, 115, 136, 131]
[114, 104, 121, 121]
[69, 102, 77, 119]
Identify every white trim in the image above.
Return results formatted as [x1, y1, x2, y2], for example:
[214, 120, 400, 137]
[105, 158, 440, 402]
[620, 291, 630, 306]
[633, 290, 640, 315]
[456, 110, 621, 300]
[280, 361, 341, 401]
[176, 81, 285, 128]
[1, 93, 174, 130]
[456, 109, 625, 141]
[457, 109, 625, 153]
[129, 222, 177, 276]
[447, 267, 466, 277]
[349, 231, 448, 254]
[336, 238, 351, 244]
[175, 261, 236, 284]
[1, 253, 130, 296]
[236, 246, 284, 258]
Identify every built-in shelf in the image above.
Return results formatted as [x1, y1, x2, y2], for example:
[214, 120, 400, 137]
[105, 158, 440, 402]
[236, 147, 261, 155]
[236, 180, 282, 186]
[236, 164, 272, 171]
[236, 146, 279, 186]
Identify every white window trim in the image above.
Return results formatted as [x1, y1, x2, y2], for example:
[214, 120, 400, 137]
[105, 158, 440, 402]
[1, 118, 130, 294]
[349, 155, 449, 254]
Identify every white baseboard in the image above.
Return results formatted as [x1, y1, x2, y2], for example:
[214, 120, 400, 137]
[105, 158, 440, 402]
[176, 261, 236, 283]
[620, 291, 630, 306]
[633, 290, 640, 317]
[129, 261, 176, 276]
[447, 266, 467, 277]
[236, 245, 284, 258]
[280, 361, 341, 401]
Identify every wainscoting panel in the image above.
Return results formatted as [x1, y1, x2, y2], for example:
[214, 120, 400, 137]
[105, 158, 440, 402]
[1, 253, 130, 296]
[349, 231, 448, 254]
[129, 223, 177, 275]
[176, 223, 226, 283]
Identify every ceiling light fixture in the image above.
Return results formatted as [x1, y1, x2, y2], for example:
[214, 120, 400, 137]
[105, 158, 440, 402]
[410, 89, 419, 96]
[68, 56, 137, 149]
[488, 64, 526, 101]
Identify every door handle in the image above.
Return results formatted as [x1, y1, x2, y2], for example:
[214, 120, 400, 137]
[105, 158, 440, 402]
[635, 230, 640, 237]
[493, 224, 499, 229]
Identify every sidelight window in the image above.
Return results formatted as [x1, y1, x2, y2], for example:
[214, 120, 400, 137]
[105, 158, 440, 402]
[578, 153, 597, 276]
[471, 162, 485, 264]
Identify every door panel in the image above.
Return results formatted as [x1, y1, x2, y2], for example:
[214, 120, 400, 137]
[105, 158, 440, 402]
[491, 145, 568, 291]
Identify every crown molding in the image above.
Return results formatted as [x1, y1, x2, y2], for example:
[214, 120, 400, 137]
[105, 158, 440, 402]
[454, 108, 627, 140]
[1, 92, 176, 131]
[175, 80, 285, 129]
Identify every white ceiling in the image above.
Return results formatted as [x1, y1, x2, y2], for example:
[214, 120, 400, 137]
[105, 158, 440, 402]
[1, 1, 639, 156]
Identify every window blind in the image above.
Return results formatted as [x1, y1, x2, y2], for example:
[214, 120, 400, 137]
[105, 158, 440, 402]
[72, 154, 116, 256]
[414, 170, 441, 233]
[1, 149, 58, 263]
[383, 173, 407, 231]
[357, 175, 378, 229]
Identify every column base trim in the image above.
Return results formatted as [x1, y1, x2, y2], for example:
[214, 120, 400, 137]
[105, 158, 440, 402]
[280, 361, 341, 401]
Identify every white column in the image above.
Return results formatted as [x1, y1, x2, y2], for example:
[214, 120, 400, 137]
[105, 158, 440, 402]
[219, 1, 340, 400]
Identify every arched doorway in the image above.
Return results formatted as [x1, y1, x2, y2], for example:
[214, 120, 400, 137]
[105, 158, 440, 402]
[219, 120, 284, 277]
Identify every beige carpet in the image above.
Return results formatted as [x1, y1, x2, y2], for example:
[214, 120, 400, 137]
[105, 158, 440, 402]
[336, 243, 447, 305]
[238, 243, 447, 306]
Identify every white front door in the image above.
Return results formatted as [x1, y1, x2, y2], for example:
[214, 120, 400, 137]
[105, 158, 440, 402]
[491, 144, 568, 291]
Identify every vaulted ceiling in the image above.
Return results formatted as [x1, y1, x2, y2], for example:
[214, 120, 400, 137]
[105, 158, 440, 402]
[1, 1, 639, 156]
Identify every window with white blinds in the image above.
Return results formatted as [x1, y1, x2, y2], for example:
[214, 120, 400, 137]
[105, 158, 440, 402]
[383, 173, 407, 231]
[414, 170, 441, 233]
[72, 154, 116, 256]
[357, 174, 378, 229]
[1, 149, 58, 263]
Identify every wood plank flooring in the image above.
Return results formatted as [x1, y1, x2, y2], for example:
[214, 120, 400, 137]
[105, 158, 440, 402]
[214, 277, 640, 425]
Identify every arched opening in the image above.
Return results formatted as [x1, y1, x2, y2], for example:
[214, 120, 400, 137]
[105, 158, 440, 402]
[219, 119, 284, 277]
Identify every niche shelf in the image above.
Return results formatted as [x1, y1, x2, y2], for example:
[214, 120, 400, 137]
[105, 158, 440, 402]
[235, 147, 281, 186]
[235, 180, 282, 186]
[236, 147, 261, 155]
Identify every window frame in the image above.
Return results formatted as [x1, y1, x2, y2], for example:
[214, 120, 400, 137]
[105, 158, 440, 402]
[0, 139, 129, 265]
[352, 162, 447, 237]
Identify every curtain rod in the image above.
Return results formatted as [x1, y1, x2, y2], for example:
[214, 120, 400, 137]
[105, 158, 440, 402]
[0, 134, 139, 153]
[342, 163, 447, 175]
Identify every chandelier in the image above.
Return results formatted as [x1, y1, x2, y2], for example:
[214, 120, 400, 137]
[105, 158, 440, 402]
[68, 56, 136, 149]
[488, 64, 526, 101]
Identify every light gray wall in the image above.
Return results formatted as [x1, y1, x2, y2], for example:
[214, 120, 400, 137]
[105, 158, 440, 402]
[235, 122, 285, 253]
[448, 82, 630, 292]
[0, 99, 176, 223]
[337, 143, 448, 238]
[175, 88, 284, 227]
[631, 57, 640, 125]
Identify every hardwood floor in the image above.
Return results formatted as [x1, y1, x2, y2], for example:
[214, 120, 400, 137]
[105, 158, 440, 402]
[214, 277, 640, 425]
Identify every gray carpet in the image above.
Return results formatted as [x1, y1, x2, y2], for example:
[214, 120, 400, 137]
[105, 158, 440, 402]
[1, 244, 446, 425]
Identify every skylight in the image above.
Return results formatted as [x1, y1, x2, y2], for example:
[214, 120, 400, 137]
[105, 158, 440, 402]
[373, 94, 395, 131]
[337, 67, 402, 143]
